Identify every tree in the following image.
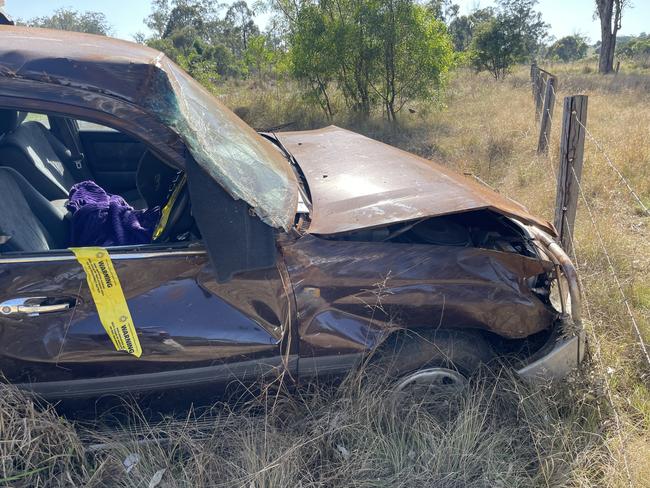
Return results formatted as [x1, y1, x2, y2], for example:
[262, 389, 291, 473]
[370, 0, 453, 120]
[299, 0, 378, 116]
[145, 0, 221, 39]
[448, 7, 494, 51]
[617, 36, 650, 63]
[23, 8, 112, 35]
[143, 0, 258, 81]
[470, 19, 516, 79]
[595, 0, 629, 73]
[288, 0, 453, 120]
[548, 35, 589, 62]
[498, 0, 548, 57]
[425, 0, 459, 24]
[245, 34, 275, 82]
[290, 5, 338, 118]
[224, 1, 259, 56]
[470, 0, 548, 79]
[148, 26, 241, 80]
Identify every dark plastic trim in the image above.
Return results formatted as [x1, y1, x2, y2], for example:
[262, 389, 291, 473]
[16, 355, 297, 399]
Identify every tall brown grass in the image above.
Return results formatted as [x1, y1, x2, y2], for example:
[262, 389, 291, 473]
[2, 64, 650, 487]
[0, 368, 607, 487]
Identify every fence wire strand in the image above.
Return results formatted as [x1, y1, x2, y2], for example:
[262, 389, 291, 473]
[542, 104, 556, 154]
[563, 216, 634, 488]
[574, 115, 650, 216]
[570, 165, 650, 368]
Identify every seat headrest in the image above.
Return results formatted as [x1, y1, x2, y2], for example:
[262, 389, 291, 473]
[0, 109, 26, 137]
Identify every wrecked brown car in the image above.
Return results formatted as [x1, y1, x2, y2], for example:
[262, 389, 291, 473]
[0, 26, 584, 404]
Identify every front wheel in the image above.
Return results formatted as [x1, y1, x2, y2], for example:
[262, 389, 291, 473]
[373, 329, 495, 397]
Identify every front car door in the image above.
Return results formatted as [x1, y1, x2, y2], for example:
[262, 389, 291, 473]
[0, 244, 293, 404]
[0, 59, 297, 408]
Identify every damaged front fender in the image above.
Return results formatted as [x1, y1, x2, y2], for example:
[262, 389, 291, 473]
[516, 225, 585, 380]
[280, 234, 559, 358]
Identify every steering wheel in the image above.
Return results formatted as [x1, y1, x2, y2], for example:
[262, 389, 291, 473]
[152, 173, 190, 242]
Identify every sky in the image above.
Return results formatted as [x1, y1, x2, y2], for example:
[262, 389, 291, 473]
[455, 0, 650, 43]
[3, 0, 649, 44]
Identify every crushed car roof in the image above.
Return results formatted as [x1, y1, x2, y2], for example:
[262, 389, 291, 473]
[0, 26, 165, 104]
[277, 126, 556, 235]
[0, 26, 298, 230]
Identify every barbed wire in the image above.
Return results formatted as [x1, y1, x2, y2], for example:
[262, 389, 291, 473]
[574, 115, 650, 217]
[570, 165, 650, 368]
[536, 89, 545, 117]
[531, 66, 638, 485]
[563, 216, 634, 488]
[541, 129, 558, 182]
[564, 216, 634, 487]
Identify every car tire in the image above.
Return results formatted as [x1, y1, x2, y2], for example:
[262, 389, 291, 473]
[372, 329, 495, 393]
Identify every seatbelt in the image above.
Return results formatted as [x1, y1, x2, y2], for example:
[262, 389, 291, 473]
[48, 116, 89, 180]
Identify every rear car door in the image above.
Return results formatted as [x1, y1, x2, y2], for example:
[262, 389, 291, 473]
[0, 246, 292, 402]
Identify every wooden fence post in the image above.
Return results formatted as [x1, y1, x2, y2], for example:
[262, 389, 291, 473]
[554, 95, 588, 253]
[537, 76, 557, 154]
[535, 72, 545, 119]
[530, 62, 538, 103]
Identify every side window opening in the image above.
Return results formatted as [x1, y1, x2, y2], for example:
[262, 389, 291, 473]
[76, 120, 116, 132]
[24, 112, 50, 128]
[0, 108, 198, 255]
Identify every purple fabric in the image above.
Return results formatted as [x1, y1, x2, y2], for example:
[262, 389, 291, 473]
[66, 181, 161, 247]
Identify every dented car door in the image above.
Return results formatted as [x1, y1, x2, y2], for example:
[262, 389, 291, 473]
[0, 247, 290, 399]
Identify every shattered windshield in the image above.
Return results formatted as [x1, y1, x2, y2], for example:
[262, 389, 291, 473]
[146, 57, 298, 231]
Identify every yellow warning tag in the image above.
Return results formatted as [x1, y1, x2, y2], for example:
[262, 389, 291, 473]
[70, 247, 142, 358]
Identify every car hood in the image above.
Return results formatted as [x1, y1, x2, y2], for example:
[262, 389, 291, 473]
[276, 126, 555, 235]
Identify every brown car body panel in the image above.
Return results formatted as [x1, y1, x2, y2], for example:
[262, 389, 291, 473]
[277, 126, 556, 236]
[0, 248, 291, 385]
[0, 27, 568, 399]
[0, 26, 170, 106]
[280, 234, 557, 360]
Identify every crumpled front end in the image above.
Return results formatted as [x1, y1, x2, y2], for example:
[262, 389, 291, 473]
[516, 225, 585, 380]
[281, 209, 585, 380]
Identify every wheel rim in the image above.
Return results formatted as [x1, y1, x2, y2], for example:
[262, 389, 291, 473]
[394, 367, 467, 396]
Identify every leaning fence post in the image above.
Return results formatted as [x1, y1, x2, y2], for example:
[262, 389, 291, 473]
[537, 76, 557, 154]
[554, 95, 588, 253]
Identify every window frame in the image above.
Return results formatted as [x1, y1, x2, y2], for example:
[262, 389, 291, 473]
[0, 81, 196, 259]
[0, 78, 282, 278]
[0, 78, 186, 171]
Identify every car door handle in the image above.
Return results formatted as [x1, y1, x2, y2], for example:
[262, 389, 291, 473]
[0, 297, 75, 317]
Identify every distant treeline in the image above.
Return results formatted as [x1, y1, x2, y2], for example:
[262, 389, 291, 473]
[19, 1, 646, 120]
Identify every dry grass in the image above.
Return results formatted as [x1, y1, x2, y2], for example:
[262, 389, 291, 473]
[3, 64, 650, 487]
[0, 384, 86, 486]
[222, 63, 650, 486]
[0, 368, 606, 487]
